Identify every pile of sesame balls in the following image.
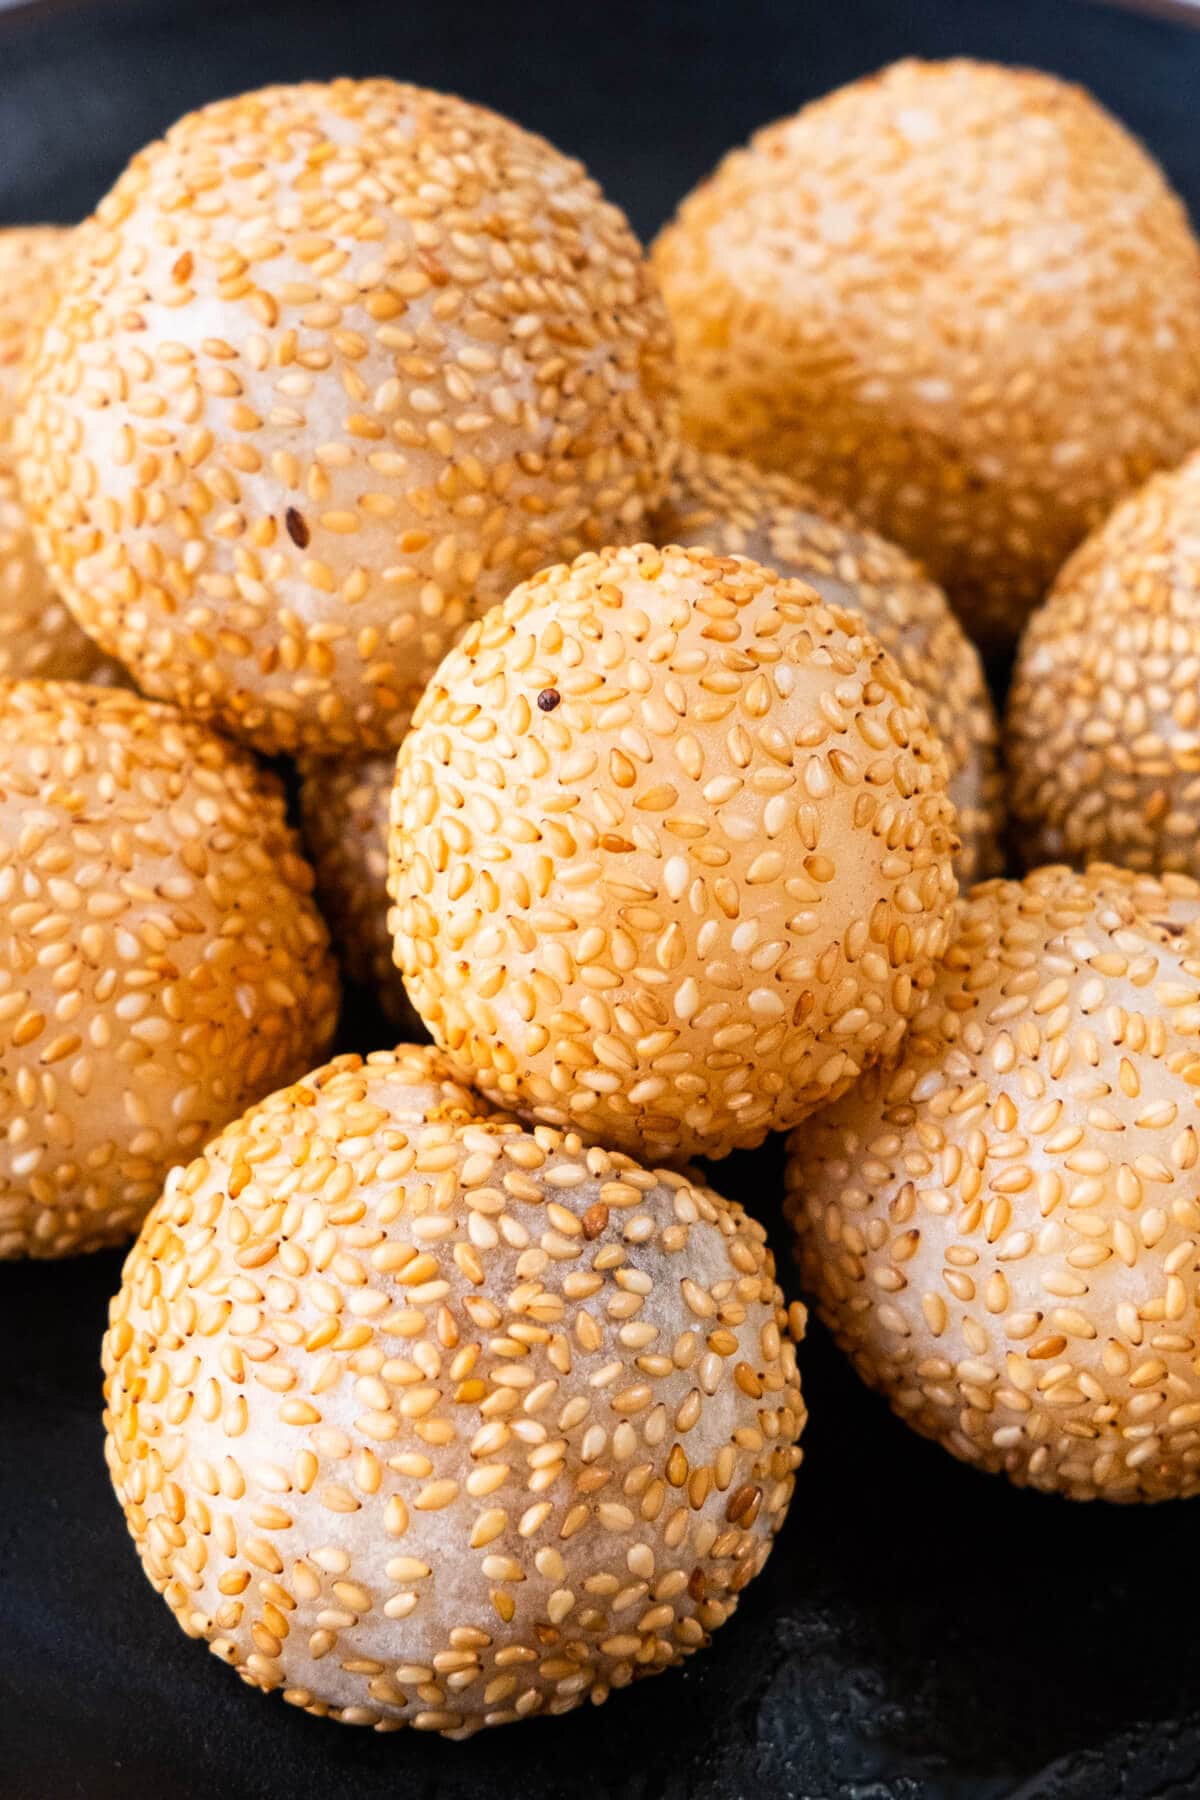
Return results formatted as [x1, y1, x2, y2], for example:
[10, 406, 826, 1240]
[5, 56, 1200, 1739]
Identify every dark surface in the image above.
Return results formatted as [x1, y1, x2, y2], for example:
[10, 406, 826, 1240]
[4, 0, 1200, 244]
[3, 2, 1200, 1797]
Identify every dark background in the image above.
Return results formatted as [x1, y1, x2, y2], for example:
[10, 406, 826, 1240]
[3, 2, 1200, 1797]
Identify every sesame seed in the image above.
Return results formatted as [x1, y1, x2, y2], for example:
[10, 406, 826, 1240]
[16, 79, 678, 756]
[652, 449, 1002, 884]
[0, 228, 127, 687]
[1008, 451, 1200, 882]
[786, 861, 1200, 1501]
[298, 749, 415, 1032]
[653, 58, 1200, 652]
[0, 680, 340, 1258]
[102, 1048, 805, 1734]
[388, 541, 959, 1164]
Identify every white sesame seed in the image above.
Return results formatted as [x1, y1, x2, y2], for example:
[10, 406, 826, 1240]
[16, 80, 678, 756]
[0, 680, 339, 1259]
[102, 1049, 805, 1734]
[653, 58, 1200, 652]
[1008, 452, 1200, 881]
[388, 541, 958, 1164]
[786, 861, 1200, 1501]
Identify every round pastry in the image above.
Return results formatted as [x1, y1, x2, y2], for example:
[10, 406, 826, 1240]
[0, 486, 128, 684]
[652, 448, 1002, 881]
[17, 78, 678, 755]
[1008, 452, 1200, 877]
[786, 862, 1200, 1501]
[389, 542, 959, 1164]
[0, 226, 69, 419]
[103, 1046, 806, 1733]
[0, 681, 340, 1257]
[0, 225, 124, 684]
[653, 58, 1200, 650]
[299, 749, 418, 1031]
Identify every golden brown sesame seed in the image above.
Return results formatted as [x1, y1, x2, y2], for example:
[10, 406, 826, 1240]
[651, 449, 1002, 883]
[1008, 452, 1200, 883]
[102, 1050, 805, 1734]
[653, 58, 1200, 651]
[581, 1202, 609, 1241]
[0, 228, 126, 686]
[297, 749, 415, 1030]
[17, 80, 678, 755]
[389, 542, 958, 1164]
[0, 680, 339, 1258]
[786, 861, 1200, 1501]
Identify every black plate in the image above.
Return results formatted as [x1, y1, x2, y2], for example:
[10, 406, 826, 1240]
[3, 2, 1200, 1796]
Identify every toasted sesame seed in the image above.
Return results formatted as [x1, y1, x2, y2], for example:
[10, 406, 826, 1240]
[298, 748, 414, 1029]
[17, 80, 678, 756]
[786, 861, 1200, 1501]
[0, 228, 126, 686]
[1008, 452, 1200, 882]
[653, 58, 1200, 651]
[388, 541, 958, 1164]
[0, 680, 340, 1258]
[652, 449, 1002, 883]
[102, 1049, 805, 1734]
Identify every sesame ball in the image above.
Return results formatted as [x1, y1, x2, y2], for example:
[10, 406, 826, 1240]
[102, 1047, 806, 1735]
[0, 226, 124, 685]
[785, 862, 1200, 1501]
[0, 682, 340, 1257]
[299, 748, 418, 1031]
[16, 80, 678, 757]
[389, 542, 959, 1164]
[0, 481, 128, 684]
[0, 226, 67, 419]
[652, 58, 1200, 651]
[653, 448, 1003, 881]
[1007, 452, 1200, 877]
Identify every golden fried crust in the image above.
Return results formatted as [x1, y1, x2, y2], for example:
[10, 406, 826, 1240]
[0, 226, 126, 684]
[653, 448, 1003, 880]
[389, 541, 959, 1164]
[103, 1054, 806, 1734]
[654, 59, 1200, 652]
[1008, 452, 1200, 877]
[0, 226, 69, 422]
[0, 680, 340, 1256]
[787, 862, 1200, 1500]
[299, 748, 418, 1030]
[17, 80, 678, 755]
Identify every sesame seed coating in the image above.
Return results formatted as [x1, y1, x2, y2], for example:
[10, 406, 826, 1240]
[652, 58, 1200, 652]
[102, 1048, 805, 1735]
[0, 226, 68, 420]
[0, 681, 340, 1257]
[388, 542, 959, 1164]
[15, 79, 678, 756]
[1007, 453, 1200, 878]
[299, 748, 418, 1031]
[653, 448, 1002, 882]
[0, 476, 128, 685]
[0, 226, 125, 685]
[786, 862, 1200, 1501]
